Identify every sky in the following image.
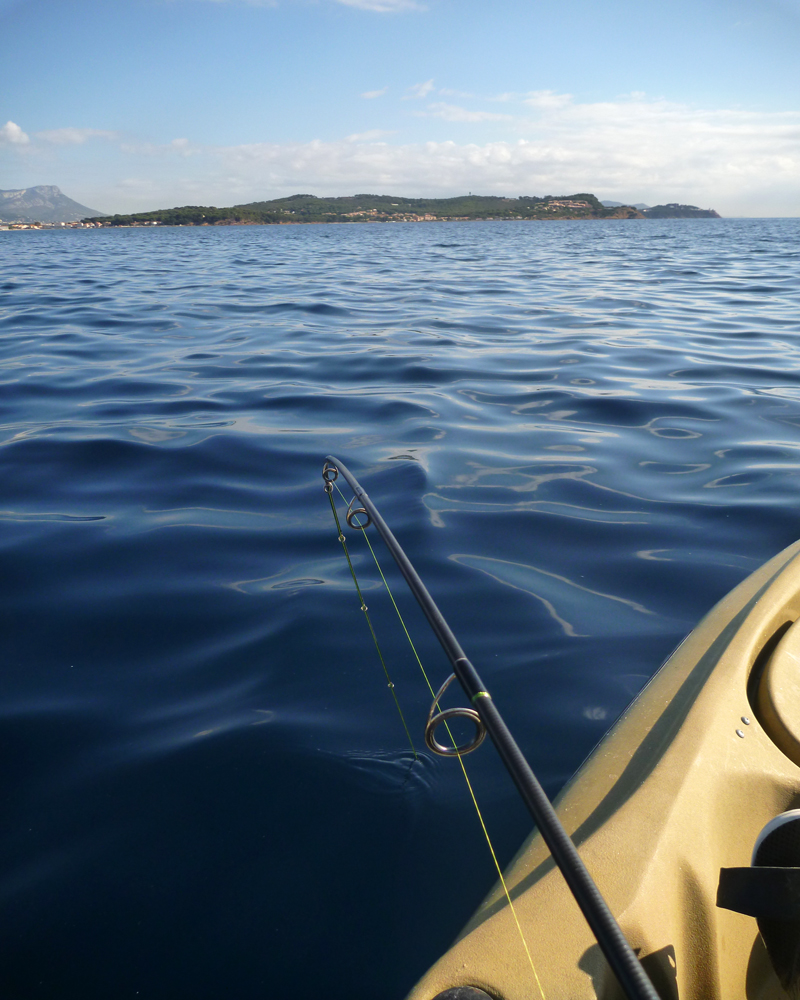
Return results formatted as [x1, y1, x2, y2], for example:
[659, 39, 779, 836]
[1, 0, 799, 216]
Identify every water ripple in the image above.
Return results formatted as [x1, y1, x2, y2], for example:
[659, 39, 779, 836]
[1, 218, 800, 999]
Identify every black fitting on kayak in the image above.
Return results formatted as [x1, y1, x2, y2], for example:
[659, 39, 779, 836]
[718, 810, 800, 997]
[717, 866, 800, 920]
[325, 456, 661, 1000]
[718, 866, 800, 995]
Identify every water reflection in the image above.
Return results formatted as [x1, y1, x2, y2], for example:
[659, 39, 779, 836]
[1, 218, 799, 1000]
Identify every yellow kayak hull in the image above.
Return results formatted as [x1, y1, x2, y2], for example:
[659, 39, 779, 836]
[408, 540, 800, 1000]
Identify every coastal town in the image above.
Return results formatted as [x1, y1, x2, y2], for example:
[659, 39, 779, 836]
[0, 220, 105, 230]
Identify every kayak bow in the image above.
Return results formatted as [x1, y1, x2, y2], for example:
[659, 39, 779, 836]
[408, 539, 800, 1000]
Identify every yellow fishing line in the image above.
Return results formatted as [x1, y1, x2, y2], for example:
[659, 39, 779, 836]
[333, 483, 545, 999]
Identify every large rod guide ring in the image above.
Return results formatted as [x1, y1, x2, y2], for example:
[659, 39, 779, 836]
[346, 496, 372, 530]
[322, 462, 339, 494]
[425, 673, 487, 757]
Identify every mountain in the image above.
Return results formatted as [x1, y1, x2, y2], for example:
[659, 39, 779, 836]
[643, 203, 721, 218]
[91, 193, 645, 226]
[602, 200, 720, 218]
[602, 200, 651, 210]
[0, 186, 105, 223]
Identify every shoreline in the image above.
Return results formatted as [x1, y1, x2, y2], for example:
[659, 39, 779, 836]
[2, 216, 693, 231]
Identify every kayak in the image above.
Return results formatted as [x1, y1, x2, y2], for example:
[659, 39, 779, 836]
[406, 538, 800, 1000]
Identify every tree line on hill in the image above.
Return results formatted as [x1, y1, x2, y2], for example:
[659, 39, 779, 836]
[85, 193, 719, 227]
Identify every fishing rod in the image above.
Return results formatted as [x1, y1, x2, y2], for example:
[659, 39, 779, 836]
[323, 455, 660, 1000]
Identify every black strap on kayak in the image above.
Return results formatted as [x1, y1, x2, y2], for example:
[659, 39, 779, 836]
[718, 866, 800, 921]
[324, 455, 660, 1000]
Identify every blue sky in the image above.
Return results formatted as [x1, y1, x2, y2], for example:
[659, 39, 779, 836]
[1, 0, 799, 215]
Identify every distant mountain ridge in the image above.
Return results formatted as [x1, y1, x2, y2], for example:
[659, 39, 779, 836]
[602, 201, 652, 210]
[602, 200, 720, 218]
[90, 193, 645, 226]
[644, 203, 721, 218]
[0, 186, 105, 223]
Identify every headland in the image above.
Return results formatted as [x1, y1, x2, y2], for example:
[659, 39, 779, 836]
[84, 193, 721, 228]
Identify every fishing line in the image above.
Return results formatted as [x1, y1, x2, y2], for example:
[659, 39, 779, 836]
[325, 483, 418, 760]
[324, 457, 660, 1000]
[331, 478, 545, 999]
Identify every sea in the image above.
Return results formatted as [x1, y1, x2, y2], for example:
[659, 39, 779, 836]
[1, 218, 799, 999]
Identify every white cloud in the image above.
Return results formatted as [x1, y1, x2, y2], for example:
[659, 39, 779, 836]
[169, 137, 196, 155]
[455, 90, 571, 106]
[0, 121, 29, 145]
[523, 90, 573, 110]
[361, 88, 388, 99]
[118, 137, 201, 156]
[422, 102, 513, 122]
[36, 127, 117, 145]
[345, 129, 395, 141]
[406, 79, 435, 99]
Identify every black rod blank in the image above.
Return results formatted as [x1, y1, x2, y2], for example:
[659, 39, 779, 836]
[325, 456, 659, 1000]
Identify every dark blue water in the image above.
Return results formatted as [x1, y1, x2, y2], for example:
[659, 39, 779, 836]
[1, 219, 799, 999]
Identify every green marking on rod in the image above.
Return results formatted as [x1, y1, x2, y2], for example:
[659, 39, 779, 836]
[471, 691, 491, 703]
[326, 488, 418, 760]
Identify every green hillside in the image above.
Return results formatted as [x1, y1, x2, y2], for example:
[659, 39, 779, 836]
[89, 193, 644, 226]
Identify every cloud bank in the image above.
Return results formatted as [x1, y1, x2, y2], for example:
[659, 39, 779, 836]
[3, 95, 799, 215]
[422, 102, 512, 122]
[186, 97, 800, 215]
[35, 127, 118, 145]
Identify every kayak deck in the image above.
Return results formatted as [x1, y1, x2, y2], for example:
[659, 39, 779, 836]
[407, 540, 800, 1000]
